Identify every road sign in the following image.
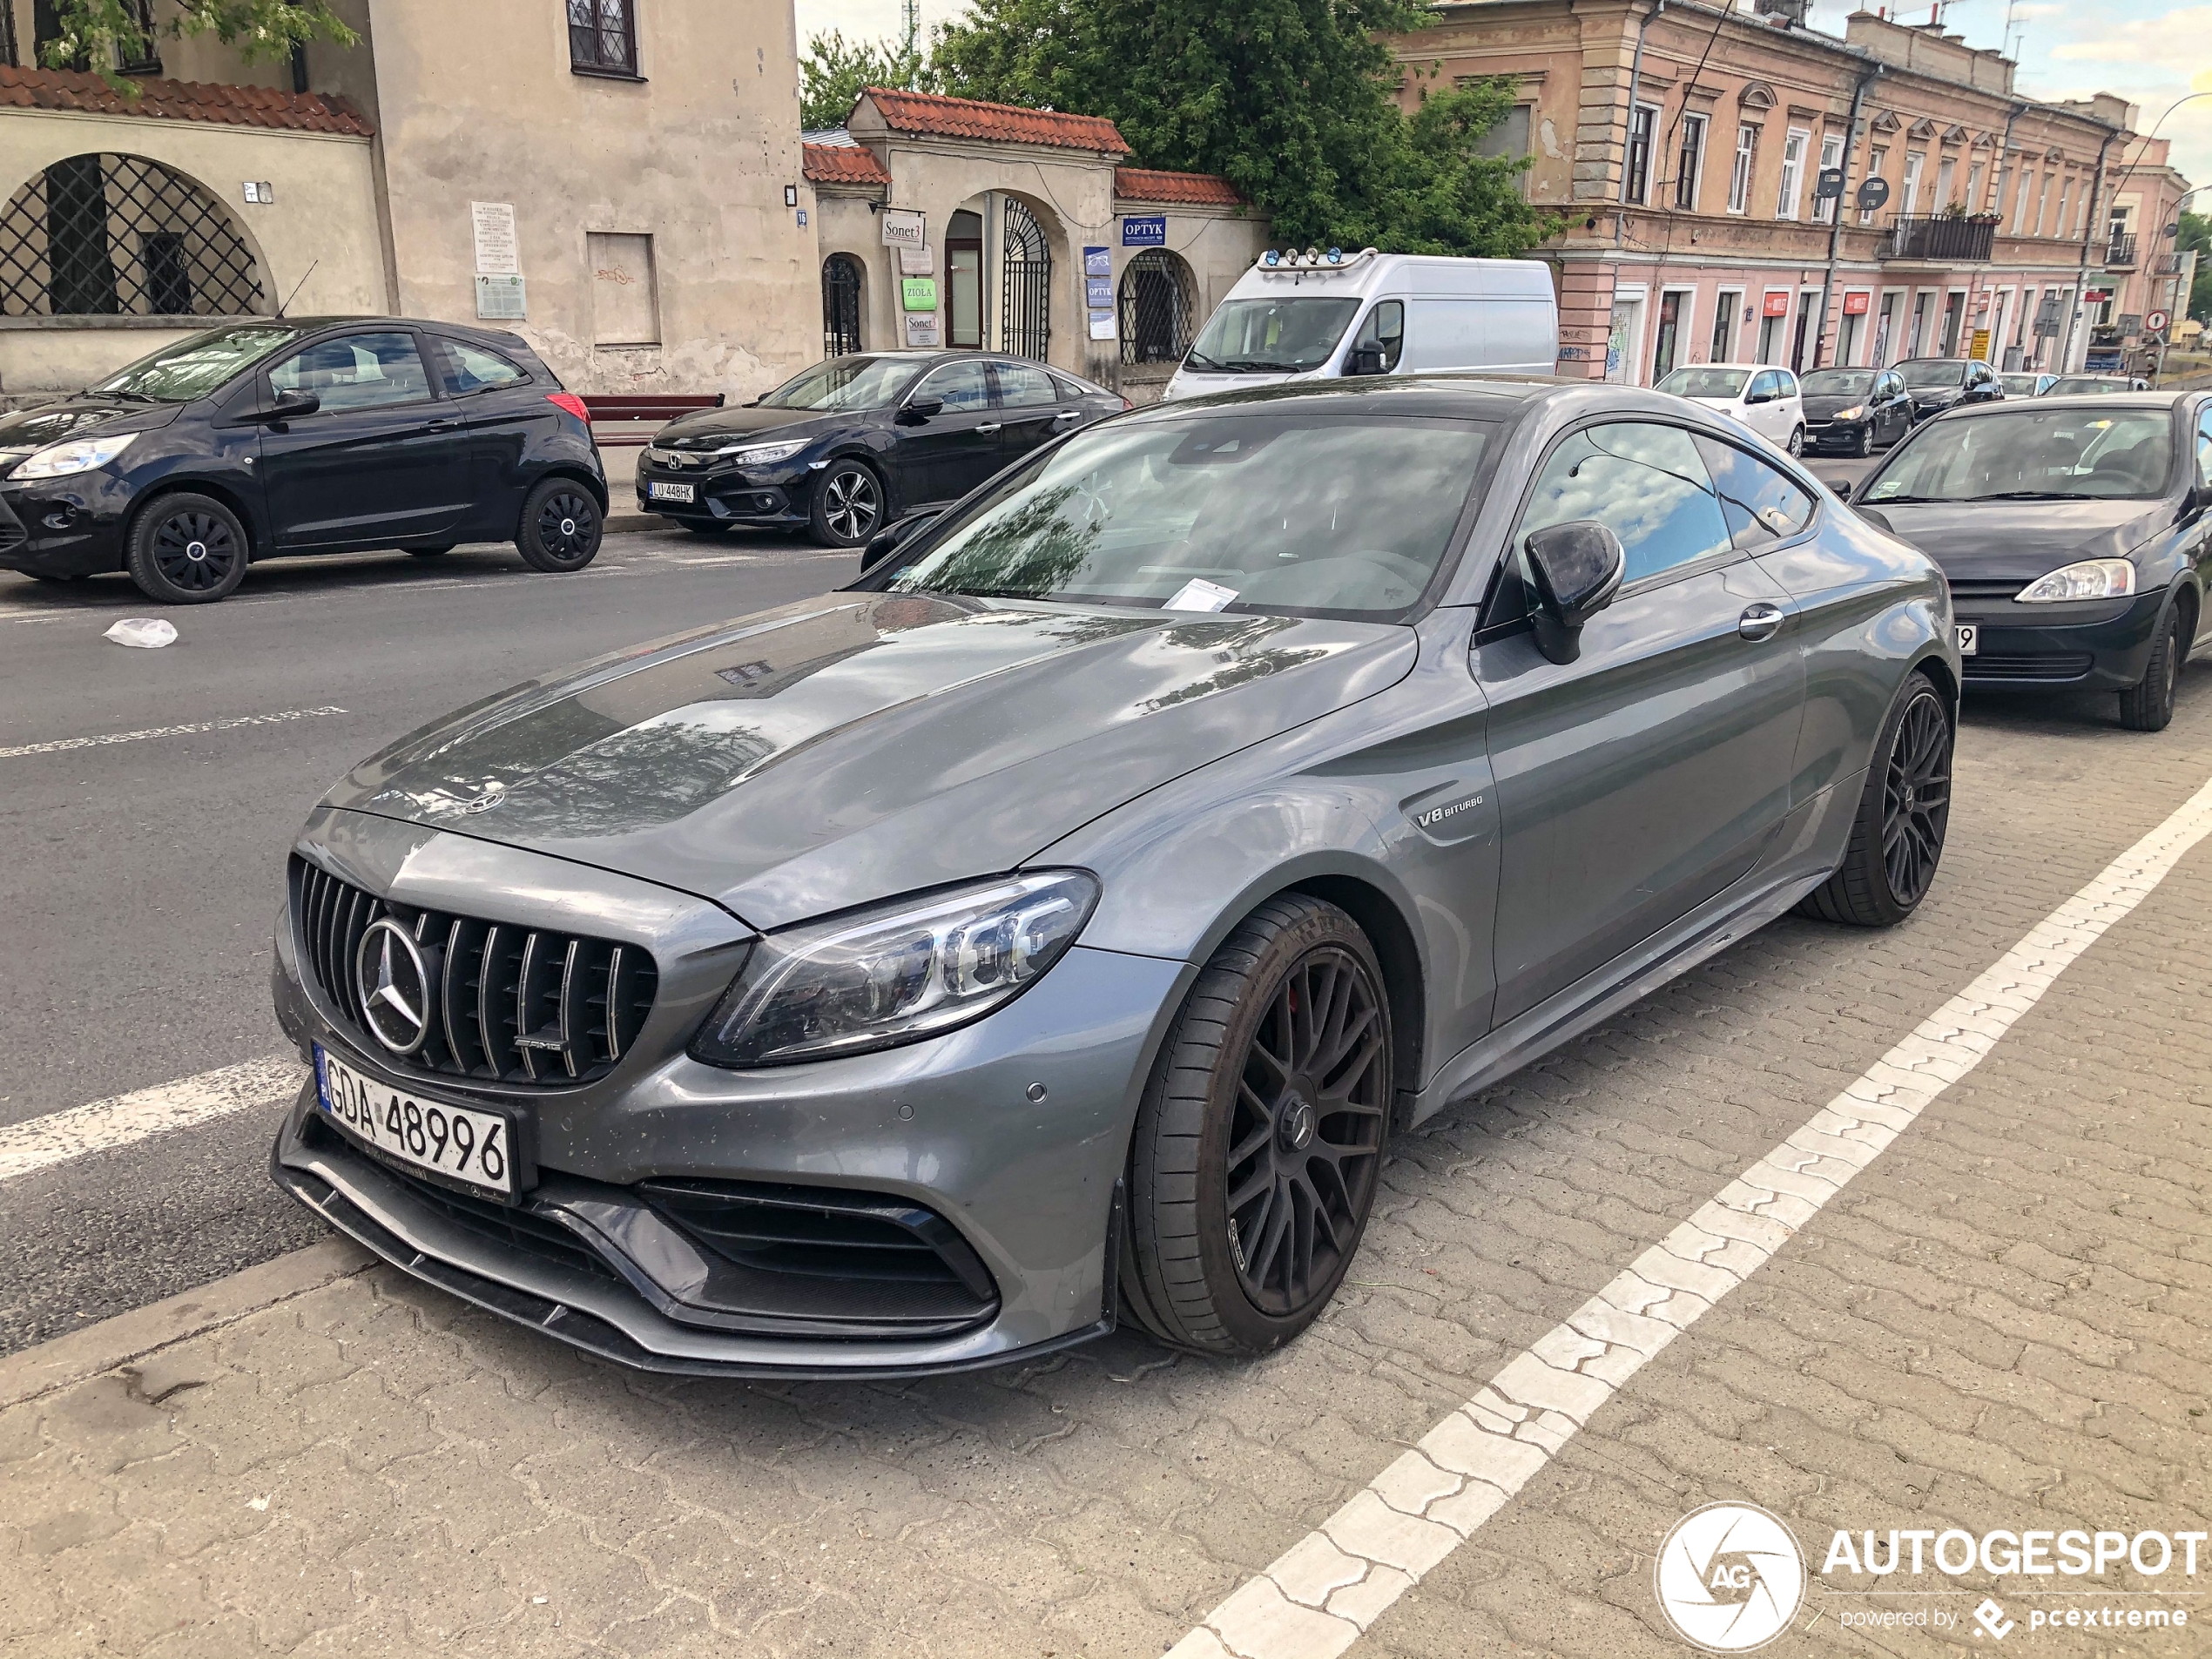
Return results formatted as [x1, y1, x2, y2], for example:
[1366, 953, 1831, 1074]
[1815, 166, 1845, 200]
[2118, 313, 2142, 337]
[1856, 176, 1890, 212]
[2146, 308, 2171, 334]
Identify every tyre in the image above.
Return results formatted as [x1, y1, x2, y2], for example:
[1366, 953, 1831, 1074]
[1120, 894, 1393, 1356]
[516, 479, 602, 573]
[2118, 600, 2183, 733]
[1786, 425, 1805, 458]
[408, 544, 454, 558]
[1797, 669, 1952, 927]
[808, 459, 883, 548]
[124, 492, 248, 604]
[1854, 425, 1874, 458]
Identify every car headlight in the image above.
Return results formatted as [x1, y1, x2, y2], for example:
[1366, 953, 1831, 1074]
[691, 870, 1100, 1068]
[718, 439, 806, 466]
[11, 431, 138, 479]
[1831, 405, 1866, 422]
[2014, 558, 2137, 603]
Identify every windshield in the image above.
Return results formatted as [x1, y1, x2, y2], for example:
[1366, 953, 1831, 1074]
[1185, 298, 1361, 374]
[759, 355, 927, 410]
[2047, 376, 2128, 396]
[1657, 368, 1750, 398]
[1862, 408, 2172, 503]
[892, 413, 1492, 617]
[1801, 370, 1875, 396]
[1898, 359, 1969, 389]
[91, 323, 307, 403]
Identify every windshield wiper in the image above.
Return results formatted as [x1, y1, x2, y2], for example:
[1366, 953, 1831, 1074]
[1968, 490, 2087, 502]
[100, 389, 161, 403]
[1182, 350, 1225, 372]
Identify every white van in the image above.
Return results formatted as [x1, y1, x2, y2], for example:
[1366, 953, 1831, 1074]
[1162, 248, 1559, 401]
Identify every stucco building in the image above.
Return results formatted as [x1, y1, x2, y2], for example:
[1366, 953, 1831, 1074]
[1389, 0, 2195, 383]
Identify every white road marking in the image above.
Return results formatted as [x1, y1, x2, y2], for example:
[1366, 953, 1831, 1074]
[0, 705, 349, 760]
[0, 1056, 305, 1183]
[1170, 773, 2212, 1659]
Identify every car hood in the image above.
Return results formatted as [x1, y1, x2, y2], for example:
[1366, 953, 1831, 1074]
[326, 593, 1417, 929]
[651, 404, 873, 449]
[0, 396, 175, 458]
[1802, 393, 1866, 420]
[1853, 497, 2164, 580]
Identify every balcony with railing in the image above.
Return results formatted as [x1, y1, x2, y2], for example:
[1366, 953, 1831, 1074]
[2153, 250, 2185, 275]
[1881, 214, 1997, 263]
[2104, 232, 2138, 267]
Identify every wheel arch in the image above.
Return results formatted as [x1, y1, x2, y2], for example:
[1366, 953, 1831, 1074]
[529, 463, 609, 515]
[1283, 873, 1427, 1125]
[126, 475, 265, 558]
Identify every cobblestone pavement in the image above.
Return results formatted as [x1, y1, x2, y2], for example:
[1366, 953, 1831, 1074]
[4, 670, 2212, 1658]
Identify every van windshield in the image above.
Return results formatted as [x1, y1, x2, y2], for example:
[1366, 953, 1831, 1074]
[1185, 298, 1360, 374]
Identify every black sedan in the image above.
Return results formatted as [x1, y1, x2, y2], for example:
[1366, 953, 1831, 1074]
[1897, 356, 2006, 422]
[636, 351, 1126, 547]
[1848, 392, 2210, 730]
[1800, 366, 1915, 455]
[0, 318, 607, 604]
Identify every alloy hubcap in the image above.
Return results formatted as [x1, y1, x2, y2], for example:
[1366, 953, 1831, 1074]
[824, 471, 879, 541]
[1224, 947, 1387, 1318]
[1881, 690, 1952, 907]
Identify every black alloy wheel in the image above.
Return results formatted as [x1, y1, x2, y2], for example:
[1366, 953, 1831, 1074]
[517, 479, 603, 573]
[1224, 945, 1390, 1318]
[125, 492, 248, 604]
[1121, 894, 1393, 1356]
[1880, 687, 1952, 907]
[810, 461, 882, 548]
[1854, 425, 1875, 458]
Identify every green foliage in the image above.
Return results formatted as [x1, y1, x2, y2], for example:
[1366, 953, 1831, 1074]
[800, 25, 929, 132]
[44, 0, 357, 91]
[2180, 209, 2211, 322]
[927, 0, 1554, 259]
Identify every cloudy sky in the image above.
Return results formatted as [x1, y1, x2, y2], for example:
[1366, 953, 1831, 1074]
[794, 0, 2209, 206]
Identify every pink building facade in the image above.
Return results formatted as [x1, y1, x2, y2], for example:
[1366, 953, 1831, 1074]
[1392, 2, 2194, 385]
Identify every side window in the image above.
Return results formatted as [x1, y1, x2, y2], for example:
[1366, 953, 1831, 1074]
[1748, 369, 1779, 401]
[1880, 373, 1902, 400]
[1777, 371, 1800, 399]
[1696, 434, 1816, 550]
[914, 360, 992, 412]
[1049, 371, 1092, 402]
[437, 339, 529, 396]
[1352, 300, 1406, 371]
[267, 332, 431, 413]
[994, 362, 1058, 407]
[1516, 422, 1733, 586]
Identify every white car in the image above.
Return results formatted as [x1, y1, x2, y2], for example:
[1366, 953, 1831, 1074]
[1655, 364, 1807, 455]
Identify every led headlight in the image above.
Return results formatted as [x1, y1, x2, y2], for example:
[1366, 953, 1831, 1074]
[718, 439, 807, 466]
[12, 431, 138, 479]
[691, 870, 1100, 1068]
[2014, 558, 2136, 603]
[1831, 404, 1866, 422]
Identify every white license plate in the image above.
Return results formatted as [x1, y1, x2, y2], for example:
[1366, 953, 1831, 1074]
[314, 1044, 516, 1196]
[1956, 624, 1979, 656]
[647, 481, 695, 503]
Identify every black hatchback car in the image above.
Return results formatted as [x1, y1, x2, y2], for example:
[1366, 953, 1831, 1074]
[1849, 392, 2210, 731]
[1799, 366, 1915, 455]
[0, 317, 607, 604]
[637, 351, 1125, 546]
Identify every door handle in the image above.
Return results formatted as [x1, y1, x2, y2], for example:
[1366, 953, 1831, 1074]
[1738, 603, 1785, 642]
[426, 418, 461, 432]
[975, 422, 1002, 435]
[1053, 409, 1082, 423]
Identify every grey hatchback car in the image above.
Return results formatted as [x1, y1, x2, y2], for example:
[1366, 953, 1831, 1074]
[271, 376, 1959, 1377]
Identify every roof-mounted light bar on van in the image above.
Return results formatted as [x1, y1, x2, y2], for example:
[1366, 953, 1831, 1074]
[1257, 246, 1381, 273]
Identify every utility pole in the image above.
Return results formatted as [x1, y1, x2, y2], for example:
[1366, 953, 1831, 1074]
[901, 0, 921, 82]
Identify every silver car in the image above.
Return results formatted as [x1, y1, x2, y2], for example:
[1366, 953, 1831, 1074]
[271, 377, 1960, 1376]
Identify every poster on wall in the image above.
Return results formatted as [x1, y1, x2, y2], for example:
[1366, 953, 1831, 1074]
[471, 202, 520, 276]
[475, 274, 527, 321]
[902, 276, 939, 312]
[905, 312, 942, 347]
[1121, 216, 1166, 246]
[1089, 308, 1117, 341]
[1843, 291, 1871, 315]
[1968, 327, 1991, 361]
[1084, 246, 1111, 277]
[1086, 275, 1114, 308]
[898, 244, 935, 275]
[881, 209, 927, 247]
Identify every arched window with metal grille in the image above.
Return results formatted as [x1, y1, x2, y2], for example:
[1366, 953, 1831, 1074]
[822, 253, 865, 356]
[0, 153, 266, 318]
[1119, 249, 1196, 367]
[1000, 197, 1050, 362]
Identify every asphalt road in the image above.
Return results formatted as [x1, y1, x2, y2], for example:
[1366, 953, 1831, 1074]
[0, 529, 855, 1354]
[0, 438, 2008, 1357]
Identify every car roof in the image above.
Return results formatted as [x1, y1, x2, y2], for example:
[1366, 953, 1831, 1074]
[1121, 373, 1696, 427]
[1934, 389, 2189, 413]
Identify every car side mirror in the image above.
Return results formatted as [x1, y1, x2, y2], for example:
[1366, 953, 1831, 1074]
[1344, 346, 1388, 377]
[1743, 389, 1772, 406]
[896, 396, 944, 426]
[860, 508, 945, 572]
[1523, 520, 1626, 665]
[263, 389, 320, 422]
[1832, 480, 1854, 502]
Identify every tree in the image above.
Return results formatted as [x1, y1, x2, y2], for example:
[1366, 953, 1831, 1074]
[2180, 209, 2211, 323]
[42, 0, 357, 91]
[927, 0, 1554, 258]
[800, 3, 929, 132]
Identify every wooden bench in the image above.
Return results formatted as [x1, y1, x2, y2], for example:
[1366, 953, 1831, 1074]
[582, 393, 725, 447]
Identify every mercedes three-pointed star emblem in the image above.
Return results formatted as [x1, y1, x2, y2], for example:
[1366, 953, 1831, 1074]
[355, 916, 434, 1056]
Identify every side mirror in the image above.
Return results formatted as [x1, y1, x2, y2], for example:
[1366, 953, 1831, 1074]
[1344, 346, 1388, 377]
[1523, 520, 1625, 664]
[1743, 388, 1772, 406]
[263, 389, 320, 422]
[1832, 480, 1854, 502]
[896, 396, 944, 426]
[860, 508, 945, 572]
